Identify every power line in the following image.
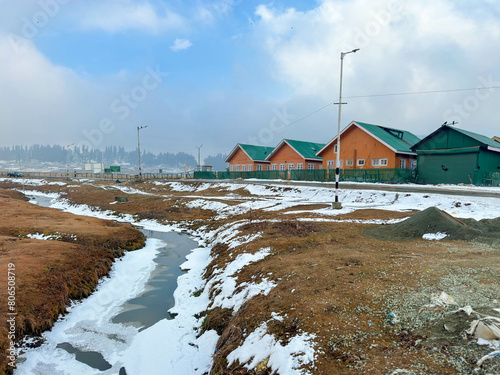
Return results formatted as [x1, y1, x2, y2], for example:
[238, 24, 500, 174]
[344, 86, 500, 99]
[232, 84, 500, 150]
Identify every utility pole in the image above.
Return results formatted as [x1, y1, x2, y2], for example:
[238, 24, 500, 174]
[333, 48, 359, 209]
[196, 144, 203, 171]
[137, 126, 148, 179]
[66, 143, 75, 180]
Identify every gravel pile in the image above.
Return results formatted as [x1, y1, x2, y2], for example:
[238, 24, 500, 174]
[364, 207, 500, 246]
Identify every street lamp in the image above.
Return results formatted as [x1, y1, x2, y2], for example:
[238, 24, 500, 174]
[137, 126, 148, 179]
[333, 48, 359, 209]
[196, 144, 203, 171]
[66, 143, 75, 180]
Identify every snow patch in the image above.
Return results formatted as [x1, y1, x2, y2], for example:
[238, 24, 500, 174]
[227, 321, 316, 375]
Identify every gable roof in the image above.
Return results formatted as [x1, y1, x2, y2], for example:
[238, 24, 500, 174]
[224, 144, 274, 163]
[317, 121, 420, 156]
[411, 125, 500, 151]
[265, 139, 326, 161]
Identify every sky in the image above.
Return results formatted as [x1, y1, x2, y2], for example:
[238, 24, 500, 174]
[1, 0, 500, 160]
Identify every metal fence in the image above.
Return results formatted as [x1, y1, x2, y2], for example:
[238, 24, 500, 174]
[0, 171, 189, 180]
[194, 168, 416, 184]
[473, 170, 500, 186]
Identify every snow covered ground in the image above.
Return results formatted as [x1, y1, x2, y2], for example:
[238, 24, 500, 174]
[10, 180, 500, 375]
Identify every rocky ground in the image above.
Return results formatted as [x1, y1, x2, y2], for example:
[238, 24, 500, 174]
[0, 178, 499, 375]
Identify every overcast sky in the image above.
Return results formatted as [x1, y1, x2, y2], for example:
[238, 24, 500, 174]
[1, 0, 500, 159]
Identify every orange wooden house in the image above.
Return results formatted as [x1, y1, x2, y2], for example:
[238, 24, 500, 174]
[264, 139, 325, 170]
[316, 121, 420, 170]
[225, 144, 274, 171]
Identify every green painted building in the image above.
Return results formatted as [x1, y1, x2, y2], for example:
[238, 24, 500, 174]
[411, 125, 500, 185]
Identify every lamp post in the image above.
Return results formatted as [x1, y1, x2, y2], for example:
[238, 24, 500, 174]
[333, 48, 359, 209]
[137, 126, 148, 179]
[196, 144, 203, 171]
[66, 143, 75, 180]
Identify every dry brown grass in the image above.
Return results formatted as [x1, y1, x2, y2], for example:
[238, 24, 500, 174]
[0, 188, 145, 374]
[1, 179, 498, 374]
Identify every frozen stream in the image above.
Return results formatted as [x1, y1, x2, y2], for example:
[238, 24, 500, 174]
[14, 194, 207, 375]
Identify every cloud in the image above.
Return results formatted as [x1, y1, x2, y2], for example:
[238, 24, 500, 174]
[76, 0, 186, 34]
[170, 38, 192, 52]
[194, 0, 236, 24]
[251, 0, 500, 137]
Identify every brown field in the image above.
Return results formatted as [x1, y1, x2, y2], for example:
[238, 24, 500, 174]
[0, 178, 499, 375]
[0, 187, 145, 374]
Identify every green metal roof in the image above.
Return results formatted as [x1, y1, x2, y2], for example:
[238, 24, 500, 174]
[449, 126, 500, 149]
[284, 139, 326, 160]
[238, 144, 274, 161]
[411, 125, 500, 151]
[354, 121, 421, 153]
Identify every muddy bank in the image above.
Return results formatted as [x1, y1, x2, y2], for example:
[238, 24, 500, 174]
[0, 189, 145, 374]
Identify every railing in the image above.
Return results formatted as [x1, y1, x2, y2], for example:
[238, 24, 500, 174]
[473, 170, 500, 186]
[194, 168, 416, 184]
[0, 171, 189, 180]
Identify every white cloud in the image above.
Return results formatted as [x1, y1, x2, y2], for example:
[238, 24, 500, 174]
[194, 0, 236, 24]
[170, 38, 192, 52]
[76, 0, 186, 34]
[251, 0, 500, 137]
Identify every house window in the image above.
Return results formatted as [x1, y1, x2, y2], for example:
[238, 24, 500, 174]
[334, 144, 338, 154]
[279, 163, 285, 171]
[357, 159, 365, 166]
[248, 164, 253, 171]
[230, 165, 234, 171]
[288, 163, 294, 169]
[272, 164, 277, 170]
[399, 159, 406, 169]
[257, 164, 263, 171]
[236, 165, 240, 171]
[346, 159, 354, 167]
[327, 160, 334, 169]
[372, 158, 388, 167]
[308, 163, 314, 170]
[242, 165, 246, 171]
[297, 163, 303, 170]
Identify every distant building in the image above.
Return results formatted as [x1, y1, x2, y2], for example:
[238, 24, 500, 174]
[225, 144, 274, 171]
[493, 136, 500, 143]
[265, 139, 325, 170]
[201, 164, 212, 171]
[411, 124, 500, 184]
[316, 121, 420, 170]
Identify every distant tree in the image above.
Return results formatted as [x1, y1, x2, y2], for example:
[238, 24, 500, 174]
[204, 153, 228, 171]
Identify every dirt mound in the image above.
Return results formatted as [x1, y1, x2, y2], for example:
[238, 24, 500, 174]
[364, 207, 485, 242]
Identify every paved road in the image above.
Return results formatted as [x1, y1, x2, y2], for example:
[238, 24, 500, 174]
[198, 179, 500, 198]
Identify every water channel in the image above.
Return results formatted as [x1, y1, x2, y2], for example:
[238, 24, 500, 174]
[15, 194, 199, 374]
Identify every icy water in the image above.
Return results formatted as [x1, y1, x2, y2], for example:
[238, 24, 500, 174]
[112, 229, 197, 329]
[16, 195, 198, 374]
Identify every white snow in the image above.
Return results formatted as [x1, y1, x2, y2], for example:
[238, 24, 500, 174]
[227, 321, 316, 375]
[26, 232, 77, 241]
[123, 246, 218, 375]
[422, 232, 448, 240]
[207, 247, 276, 312]
[10, 178, 500, 375]
[15, 239, 162, 375]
